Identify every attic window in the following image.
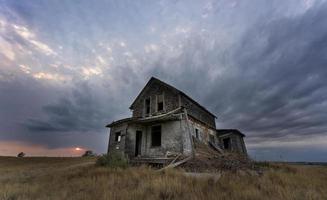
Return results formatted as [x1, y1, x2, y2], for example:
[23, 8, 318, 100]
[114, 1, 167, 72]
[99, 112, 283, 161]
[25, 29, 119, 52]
[151, 125, 161, 147]
[115, 132, 121, 142]
[145, 98, 151, 115]
[157, 94, 164, 112]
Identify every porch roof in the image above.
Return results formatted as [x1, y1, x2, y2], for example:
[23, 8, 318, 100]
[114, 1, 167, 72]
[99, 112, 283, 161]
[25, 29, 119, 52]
[216, 129, 246, 137]
[106, 107, 184, 128]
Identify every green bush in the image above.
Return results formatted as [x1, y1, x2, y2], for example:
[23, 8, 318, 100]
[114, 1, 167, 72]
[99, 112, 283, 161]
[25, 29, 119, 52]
[96, 153, 128, 168]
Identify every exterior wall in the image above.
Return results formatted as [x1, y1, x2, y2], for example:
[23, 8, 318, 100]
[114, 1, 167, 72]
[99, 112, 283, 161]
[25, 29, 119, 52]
[111, 118, 190, 159]
[132, 82, 179, 118]
[124, 124, 146, 159]
[233, 135, 247, 154]
[141, 120, 184, 157]
[107, 123, 128, 156]
[188, 117, 218, 146]
[218, 134, 247, 154]
[180, 115, 193, 156]
[180, 95, 216, 128]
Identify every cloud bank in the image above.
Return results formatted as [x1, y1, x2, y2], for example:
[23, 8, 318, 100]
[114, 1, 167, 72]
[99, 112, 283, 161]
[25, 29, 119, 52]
[0, 0, 327, 161]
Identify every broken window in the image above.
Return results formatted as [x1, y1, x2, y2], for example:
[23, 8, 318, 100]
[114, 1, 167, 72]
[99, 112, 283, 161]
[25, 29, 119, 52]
[145, 98, 151, 115]
[115, 132, 121, 142]
[223, 138, 231, 150]
[151, 125, 161, 147]
[195, 128, 199, 139]
[157, 94, 164, 112]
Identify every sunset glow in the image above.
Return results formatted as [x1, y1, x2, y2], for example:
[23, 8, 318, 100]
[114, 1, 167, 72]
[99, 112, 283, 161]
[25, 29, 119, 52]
[0, 141, 84, 157]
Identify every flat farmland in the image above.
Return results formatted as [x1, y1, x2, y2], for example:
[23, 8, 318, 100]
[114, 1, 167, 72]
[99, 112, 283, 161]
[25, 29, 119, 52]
[1, 157, 327, 200]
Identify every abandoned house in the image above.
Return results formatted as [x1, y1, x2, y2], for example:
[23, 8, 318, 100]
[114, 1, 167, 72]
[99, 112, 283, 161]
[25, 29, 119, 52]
[106, 77, 247, 163]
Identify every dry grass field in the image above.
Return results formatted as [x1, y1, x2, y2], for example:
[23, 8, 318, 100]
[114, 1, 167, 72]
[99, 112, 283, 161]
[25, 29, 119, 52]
[0, 156, 327, 200]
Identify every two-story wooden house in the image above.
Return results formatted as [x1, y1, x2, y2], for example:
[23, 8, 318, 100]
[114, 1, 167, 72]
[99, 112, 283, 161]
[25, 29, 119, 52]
[106, 77, 246, 161]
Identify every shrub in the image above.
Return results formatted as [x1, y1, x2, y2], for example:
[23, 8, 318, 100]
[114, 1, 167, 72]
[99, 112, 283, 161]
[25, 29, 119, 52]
[96, 153, 128, 168]
[17, 152, 25, 158]
[82, 150, 96, 157]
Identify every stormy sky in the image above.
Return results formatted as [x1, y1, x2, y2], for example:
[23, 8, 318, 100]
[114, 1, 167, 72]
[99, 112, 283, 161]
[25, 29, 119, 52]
[0, 0, 327, 161]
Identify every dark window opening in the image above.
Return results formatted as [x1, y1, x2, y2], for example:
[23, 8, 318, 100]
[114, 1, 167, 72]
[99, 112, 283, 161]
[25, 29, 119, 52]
[223, 138, 231, 150]
[209, 134, 215, 144]
[157, 94, 164, 111]
[115, 132, 121, 142]
[195, 128, 199, 139]
[151, 125, 161, 147]
[145, 98, 150, 115]
[135, 131, 142, 156]
[158, 102, 163, 111]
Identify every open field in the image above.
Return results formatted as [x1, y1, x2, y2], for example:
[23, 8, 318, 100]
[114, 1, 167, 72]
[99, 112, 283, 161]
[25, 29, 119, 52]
[0, 157, 327, 200]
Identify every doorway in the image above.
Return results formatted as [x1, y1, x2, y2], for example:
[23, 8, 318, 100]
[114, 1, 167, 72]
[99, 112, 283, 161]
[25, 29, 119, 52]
[223, 138, 231, 150]
[135, 131, 142, 157]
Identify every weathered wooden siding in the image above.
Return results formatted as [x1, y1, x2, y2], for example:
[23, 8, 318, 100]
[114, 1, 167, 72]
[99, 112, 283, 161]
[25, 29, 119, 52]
[132, 82, 179, 118]
[180, 95, 216, 128]
[218, 134, 247, 154]
[142, 120, 184, 157]
[107, 123, 128, 156]
[188, 117, 218, 145]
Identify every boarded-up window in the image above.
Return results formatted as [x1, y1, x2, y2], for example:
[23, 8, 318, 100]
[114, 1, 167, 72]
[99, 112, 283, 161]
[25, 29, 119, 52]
[157, 94, 164, 111]
[151, 125, 161, 147]
[145, 98, 150, 115]
[115, 132, 121, 142]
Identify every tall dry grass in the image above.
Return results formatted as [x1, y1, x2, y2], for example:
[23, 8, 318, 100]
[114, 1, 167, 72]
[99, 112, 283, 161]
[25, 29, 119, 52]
[0, 157, 326, 200]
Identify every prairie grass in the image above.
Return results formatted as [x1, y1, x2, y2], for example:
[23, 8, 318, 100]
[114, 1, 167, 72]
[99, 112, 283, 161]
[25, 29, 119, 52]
[0, 157, 326, 200]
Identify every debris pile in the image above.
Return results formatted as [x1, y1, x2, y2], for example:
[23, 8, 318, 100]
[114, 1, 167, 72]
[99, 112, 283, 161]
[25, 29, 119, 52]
[179, 139, 254, 172]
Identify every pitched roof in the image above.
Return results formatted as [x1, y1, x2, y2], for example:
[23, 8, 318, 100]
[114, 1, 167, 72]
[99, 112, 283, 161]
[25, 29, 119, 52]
[129, 77, 217, 118]
[216, 129, 246, 137]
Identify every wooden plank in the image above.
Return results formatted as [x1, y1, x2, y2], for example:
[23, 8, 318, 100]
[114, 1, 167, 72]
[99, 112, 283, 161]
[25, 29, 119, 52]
[159, 156, 192, 171]
[167, 155, 181, 166]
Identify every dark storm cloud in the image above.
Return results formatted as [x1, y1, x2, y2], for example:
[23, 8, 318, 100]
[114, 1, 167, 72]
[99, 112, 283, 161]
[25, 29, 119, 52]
[143, 1, 327, 147]
[23, 83, 107, 132]
[20, 1, 327, 144]
[1, 0, 327, 160]
[219, 2, 327, 141]
[0, 79, 120, 151]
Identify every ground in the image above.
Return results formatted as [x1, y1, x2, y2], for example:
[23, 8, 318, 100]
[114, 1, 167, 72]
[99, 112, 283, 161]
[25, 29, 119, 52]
[0, 157, 327, 200]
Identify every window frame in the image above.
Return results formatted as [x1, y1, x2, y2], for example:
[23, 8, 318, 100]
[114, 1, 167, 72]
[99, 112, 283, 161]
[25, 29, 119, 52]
[223, 137, 231, 150]
[144, 97, 151, 116]
[114, 132, 121, 142]
[209, 134, 215, 144]
[195, 128, 199, 139]
[156, 93, 164, 112]
[151, 125, 162, 147]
